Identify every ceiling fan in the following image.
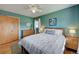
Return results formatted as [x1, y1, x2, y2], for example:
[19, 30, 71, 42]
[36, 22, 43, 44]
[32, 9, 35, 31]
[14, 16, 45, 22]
[25, 4, 42, 13]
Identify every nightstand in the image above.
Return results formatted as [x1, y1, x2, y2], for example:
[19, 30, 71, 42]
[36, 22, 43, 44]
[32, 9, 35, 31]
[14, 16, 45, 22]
[65, 36, 79, 53]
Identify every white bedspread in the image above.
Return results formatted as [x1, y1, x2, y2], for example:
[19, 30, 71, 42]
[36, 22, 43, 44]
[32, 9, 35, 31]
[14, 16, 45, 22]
[19, 33, 66, 54]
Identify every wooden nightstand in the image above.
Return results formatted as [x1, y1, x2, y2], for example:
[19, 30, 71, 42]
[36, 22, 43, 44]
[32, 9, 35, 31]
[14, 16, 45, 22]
[65, 36, 79, 53]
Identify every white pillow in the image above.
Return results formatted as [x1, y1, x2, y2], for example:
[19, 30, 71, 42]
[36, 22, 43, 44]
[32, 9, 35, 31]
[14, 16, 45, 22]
[44, 29, 55, 33]
[44, 28, 54, 32]
[55, 30, 63, 35]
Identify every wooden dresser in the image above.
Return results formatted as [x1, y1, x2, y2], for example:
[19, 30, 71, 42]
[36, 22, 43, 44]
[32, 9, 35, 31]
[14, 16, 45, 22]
[23, 29, 34, 37]
[65, 36, 79, 53]
[21, 29, 34, 38]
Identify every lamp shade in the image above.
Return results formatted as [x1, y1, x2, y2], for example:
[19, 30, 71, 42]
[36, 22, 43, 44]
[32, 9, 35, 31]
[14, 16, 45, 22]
[69, 29, 76, 34]
[40, 26, 45, 32]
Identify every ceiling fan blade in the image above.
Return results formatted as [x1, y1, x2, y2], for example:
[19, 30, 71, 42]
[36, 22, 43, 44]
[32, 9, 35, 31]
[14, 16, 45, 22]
[24, 4, 42, 13]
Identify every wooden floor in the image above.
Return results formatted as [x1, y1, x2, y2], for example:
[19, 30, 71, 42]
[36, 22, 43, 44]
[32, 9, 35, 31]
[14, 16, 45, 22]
[0, 43, 77, 54]
[0, 40, 21, 54]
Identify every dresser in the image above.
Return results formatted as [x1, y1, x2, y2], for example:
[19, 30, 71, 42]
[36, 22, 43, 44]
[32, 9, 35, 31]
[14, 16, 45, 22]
[21, 29, 34, 38]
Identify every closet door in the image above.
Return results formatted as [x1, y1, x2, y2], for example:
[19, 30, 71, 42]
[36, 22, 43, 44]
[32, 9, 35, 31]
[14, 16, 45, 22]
[0, 16, 19, 45]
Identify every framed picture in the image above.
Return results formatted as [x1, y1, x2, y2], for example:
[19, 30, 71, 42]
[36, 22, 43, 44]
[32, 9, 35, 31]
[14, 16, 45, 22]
[49, 18, 57, 26]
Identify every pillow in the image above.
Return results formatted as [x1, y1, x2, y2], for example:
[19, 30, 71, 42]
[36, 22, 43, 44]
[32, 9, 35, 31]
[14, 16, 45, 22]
[44, 29, 54, 32]
[45, 29, 55, 35]
[44, 29, 63, 35]
[55, 30, 63, 35]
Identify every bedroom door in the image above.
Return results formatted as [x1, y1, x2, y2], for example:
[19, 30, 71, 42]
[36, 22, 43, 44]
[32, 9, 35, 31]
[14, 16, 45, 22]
[0, 16, 19, 53]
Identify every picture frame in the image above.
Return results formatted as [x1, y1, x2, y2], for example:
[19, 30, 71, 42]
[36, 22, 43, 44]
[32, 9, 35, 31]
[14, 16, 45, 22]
[49, 18, 57, 26]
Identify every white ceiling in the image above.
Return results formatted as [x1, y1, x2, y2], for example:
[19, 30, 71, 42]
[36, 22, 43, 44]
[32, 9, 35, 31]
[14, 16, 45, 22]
[0, 4, 76, 18]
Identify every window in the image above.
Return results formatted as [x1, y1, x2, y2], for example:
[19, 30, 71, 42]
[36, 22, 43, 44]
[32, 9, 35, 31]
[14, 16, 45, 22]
[34, 18, 41, 34]
[35, 20, 39, 28]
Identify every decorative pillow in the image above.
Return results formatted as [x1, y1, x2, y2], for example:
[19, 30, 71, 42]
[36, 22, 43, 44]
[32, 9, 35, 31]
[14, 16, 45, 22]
[45, 29, 55, 35]
[44, 29, 63, 35]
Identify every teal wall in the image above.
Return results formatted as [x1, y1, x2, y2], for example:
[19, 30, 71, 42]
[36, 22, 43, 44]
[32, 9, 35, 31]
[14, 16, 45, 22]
[0, 5, 79, 36]
[39, 5, 79, 36]
[0, 10, 34, 30]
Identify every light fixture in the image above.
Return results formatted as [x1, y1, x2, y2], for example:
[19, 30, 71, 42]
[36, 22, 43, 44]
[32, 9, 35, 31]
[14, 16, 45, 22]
[26, 23, 31, 27]
[32, 9, 36, 13]
[25, 4, 42, 13]
[69, 29, 76, 34]
[26, 22, 31, 29]
[68, 28, 76, 36]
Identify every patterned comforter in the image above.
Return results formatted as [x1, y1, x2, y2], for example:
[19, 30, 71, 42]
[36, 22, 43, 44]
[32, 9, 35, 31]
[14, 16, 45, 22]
[19, 33, 66, 54]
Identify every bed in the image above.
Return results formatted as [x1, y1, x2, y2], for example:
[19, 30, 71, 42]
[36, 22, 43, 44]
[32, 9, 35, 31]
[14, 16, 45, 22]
[19, 28, 66, 54]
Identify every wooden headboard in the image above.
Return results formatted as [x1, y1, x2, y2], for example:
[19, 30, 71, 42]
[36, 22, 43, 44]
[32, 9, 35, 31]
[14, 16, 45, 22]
[45, 28, 64, 31]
